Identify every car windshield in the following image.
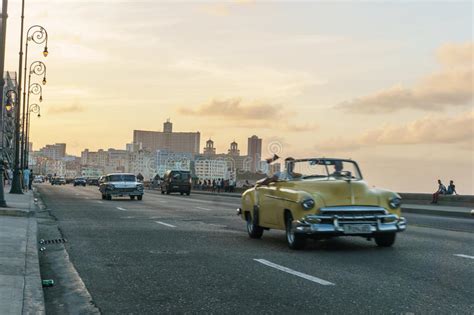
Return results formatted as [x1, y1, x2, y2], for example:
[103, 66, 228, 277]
[171, 172, 190, 180]
[291, 159, 362, 180]
[108, 174, 136, 182]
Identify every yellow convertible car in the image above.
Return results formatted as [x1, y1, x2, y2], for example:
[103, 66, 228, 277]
[237, 158, 406, 249]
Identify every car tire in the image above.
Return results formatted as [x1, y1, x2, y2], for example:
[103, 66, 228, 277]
[106, 194, 112, 201]
[285, 213, 306, 250]
[101, 194, 106, 200]
[246, 213, 264, 239]
[180, 192, 184, 195]
[130, 196, 135, 200]
[161, 190, 164, 195]
[186, 191, 190, 196]
[166, 190, 170, 195]
[374, 233, 396, 247]
[137, 195, 143, 201]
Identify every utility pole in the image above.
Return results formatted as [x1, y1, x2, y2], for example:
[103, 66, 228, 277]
[0, 0, 9, 205]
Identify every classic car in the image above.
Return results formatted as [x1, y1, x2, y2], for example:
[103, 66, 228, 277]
[73, 177, 87, 187]
[237, 158, 406, 249]
[160, 170, 191, 195]
[51, 176, 66, 185]
[99, 173, 144, 200]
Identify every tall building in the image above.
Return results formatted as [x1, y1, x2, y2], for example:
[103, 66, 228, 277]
[155, 150, 192, 176]
[39, 143, 66, 160]
[247, 135, 262, 173]
[133, 120, 200, 155]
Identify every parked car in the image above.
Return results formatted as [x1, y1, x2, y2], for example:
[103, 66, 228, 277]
[51, 176, 66, 185]
[99, 173, 144, 200]
[237, 158, 407, 249]
[73, 177, 87, 187]
[33, 175, 44, 183]
[160, 170, 191, 195]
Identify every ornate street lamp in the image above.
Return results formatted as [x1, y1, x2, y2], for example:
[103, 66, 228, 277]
[21, 60, 46, 168]
[23, 83, 42, 168]
[24, 103, 40, 168]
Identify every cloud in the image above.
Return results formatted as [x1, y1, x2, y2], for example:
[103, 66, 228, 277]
[317, 111, 474, 152]
[336, 42, 473, 113]
[48, 104, 85, 114]
[179, 98, 283, 121]
[179, 98, 318, 133]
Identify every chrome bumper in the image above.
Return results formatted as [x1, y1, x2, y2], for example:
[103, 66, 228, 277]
[293, 213, 407, 236]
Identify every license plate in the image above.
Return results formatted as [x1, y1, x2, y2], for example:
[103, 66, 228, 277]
[343, 224, 372, 234]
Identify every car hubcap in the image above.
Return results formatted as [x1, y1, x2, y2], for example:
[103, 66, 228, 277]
[287, 221, 294, 244]
[247, 219, 253, 233]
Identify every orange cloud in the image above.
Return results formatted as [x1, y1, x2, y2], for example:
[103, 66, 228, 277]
[336, 42, 473, 113]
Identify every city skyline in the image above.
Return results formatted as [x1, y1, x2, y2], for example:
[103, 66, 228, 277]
[3, 1, 472, 194]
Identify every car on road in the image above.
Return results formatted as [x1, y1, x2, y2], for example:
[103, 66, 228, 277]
[237, 158, 407, 249]
[33, 175, 44, 183]
[86, 177, 99, 186]
[73, 177, 87, 187]
[160, 170, 191, 195]
[51, 176, 66, 185]
[99, 173, 144, 200]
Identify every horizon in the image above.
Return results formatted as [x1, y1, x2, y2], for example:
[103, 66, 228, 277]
[3, 0, 473, 194]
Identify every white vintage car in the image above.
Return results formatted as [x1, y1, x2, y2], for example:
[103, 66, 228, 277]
[99, 173, 144, 201]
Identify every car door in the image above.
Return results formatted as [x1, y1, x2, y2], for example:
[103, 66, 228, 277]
[257, 183, 280, 227]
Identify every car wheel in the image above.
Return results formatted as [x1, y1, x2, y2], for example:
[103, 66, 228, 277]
[130, 196, 135, 200]
[246, 213, 264, 239]
[161, 189, 164, 195]
[374, 233, 396, 247]
[180, 192, 184, 195]
[285, 213, 306, 250]
[166, 190, 170, 195]
[106, 194, 112, 201]
[137, 195, 143, 201]
[101, 194, 106, 200]
[186, 191, 190, 196]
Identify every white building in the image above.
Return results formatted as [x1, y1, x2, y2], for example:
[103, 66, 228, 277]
[194, 159, 228, 181]
[128, 149, 156, 180]
[155, 150, 192, 177]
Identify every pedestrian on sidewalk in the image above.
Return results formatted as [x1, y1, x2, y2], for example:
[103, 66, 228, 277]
[29, 170, 34, 190]
[23, 168, 31, 192]
[431, 179, 447, 204]
[446, 180, 457, 195]
[7, 167, 12, 186]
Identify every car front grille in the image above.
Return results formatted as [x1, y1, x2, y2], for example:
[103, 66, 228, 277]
[115, 188, 136, 193]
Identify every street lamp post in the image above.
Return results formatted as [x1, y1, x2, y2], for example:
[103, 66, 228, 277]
[24, 84, 42, 168]
[0, 89, 16, 206]
[20, 25, 47, 169]
[21, 60, 46, 169]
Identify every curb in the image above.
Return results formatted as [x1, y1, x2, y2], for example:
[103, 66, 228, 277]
[0, 208, 34, 217]
[191, 190, 241, 198]
[402, 207, 473, 219]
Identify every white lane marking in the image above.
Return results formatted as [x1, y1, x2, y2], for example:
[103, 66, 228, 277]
[454, 254, 474, 260]
[97, 201, 104, 204]
[254, 259, 335, 286]
[116, 207, 127, 211]
[155, 221, 176, 228]
[196, 206, 212, 211]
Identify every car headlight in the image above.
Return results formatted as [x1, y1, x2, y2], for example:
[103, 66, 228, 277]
[136, 184, 144, 190]
[389, 197, 401, 209]
[301, 199, 315, 210]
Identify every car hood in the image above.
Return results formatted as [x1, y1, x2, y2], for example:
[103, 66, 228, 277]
[285, 179, 380, 207]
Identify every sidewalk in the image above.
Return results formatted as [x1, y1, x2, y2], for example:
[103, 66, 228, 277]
[0, 186, 45, 315]
[189, 190, 473, 218]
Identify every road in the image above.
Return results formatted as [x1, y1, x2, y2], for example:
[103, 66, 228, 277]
[36, 184, 474, 314]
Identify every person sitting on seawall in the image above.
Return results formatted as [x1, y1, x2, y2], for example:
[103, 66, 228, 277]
[446, 180, 457, 196]
[431, 179, 447, 204]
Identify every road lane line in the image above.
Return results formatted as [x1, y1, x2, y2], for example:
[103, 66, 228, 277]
[254, 259, 335, 286]
[116, 207, 127, 211]
[155, 221, 176, 228]
[454, 254, 474, 260]
[196, 206, 212, 211]
[97, 201, 103, 204]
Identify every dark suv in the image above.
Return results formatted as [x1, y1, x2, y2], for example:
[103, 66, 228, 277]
[160, 170, 191, 195]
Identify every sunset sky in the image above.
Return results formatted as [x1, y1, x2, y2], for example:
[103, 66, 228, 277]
[3, 0, 473, 193]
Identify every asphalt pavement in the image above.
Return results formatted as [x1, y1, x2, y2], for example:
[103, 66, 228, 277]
[36, 184, 474, 314]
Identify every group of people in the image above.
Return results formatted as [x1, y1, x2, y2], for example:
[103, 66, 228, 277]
[432, 179, 457, 204]
[2, 162, 34, 191]
[195, 178, 236, 193]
